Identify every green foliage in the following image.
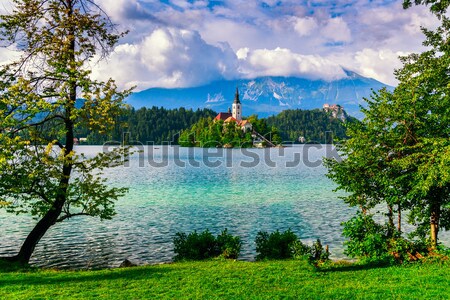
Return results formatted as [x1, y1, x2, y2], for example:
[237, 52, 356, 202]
[290, 240, 311, 259]
[75, 107, 356, 146]
[179, 117, 262, 148]
[2, 260, 450, 299]
[326, 2, 450, 258]
[342, 213, 391, 261]
[75, 106, 217, 145]
[255, 229, 298, 260]
[173, 229, 242, 261]
[216, 229, 243, 259]
[255, 230, 330, 263]
[310, 239, 330, 262]
[403, 0, 450, 17]
[342, 212, 430, 264]
[0, 0, 130, 263]
[265, 109, 357, 143]
[291, 239, 330, 265]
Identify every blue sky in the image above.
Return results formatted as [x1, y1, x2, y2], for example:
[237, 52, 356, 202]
[0, 0, 439, 90]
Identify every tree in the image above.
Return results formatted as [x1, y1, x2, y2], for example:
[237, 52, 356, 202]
[0, 0, 131, 264]
[403, 0, 450, 17]
[326, 5, 450, 251]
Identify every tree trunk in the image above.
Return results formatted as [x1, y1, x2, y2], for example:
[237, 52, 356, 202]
[430, 205, 440, 249]
[9, 200, 65, 264]
[10, 114, 74, 264]
[397, 204, 401, 233]
[387, 204, 394, 237]
[7, 0, 77, 264]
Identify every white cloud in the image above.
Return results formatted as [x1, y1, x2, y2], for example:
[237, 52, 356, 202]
[321, 17, 352, 43]
[293, 17, 318, 37]
[0, 46, 22, 66]
[239, 47, 347, 81]
[92, 28, 239, 91]
[169, 0, 208, 9]
[236, 47, 250, 59]
[353, 48, 405, 85]
[92, 29, 352, 91]
[81, 1, 442, 89]
[6, 0, 421, 90]
[0, 1, 14, 15]
[95, 0, 153, 21]
[328, 48, 407, 86]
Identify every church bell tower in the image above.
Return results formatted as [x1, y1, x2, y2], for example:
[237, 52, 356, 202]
[232, 87, 242, 121]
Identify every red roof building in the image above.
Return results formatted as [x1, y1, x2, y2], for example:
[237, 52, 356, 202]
[224, 116, 238, 123]
[214, 112, 232, 121]
[213, 89, 252, 132]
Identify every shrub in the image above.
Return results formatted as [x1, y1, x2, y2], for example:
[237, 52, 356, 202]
[342, 212, 391, 261]
[216, 229, 242, 259]
[255, 230, 331, 264]
[173, 229, 242, 261]
[342, 212, 430, 264]
[291, 240, 311, 259]
[311, 239, 330, 262]
[255, 229, 298, 260]
[291, 239, 330, 264]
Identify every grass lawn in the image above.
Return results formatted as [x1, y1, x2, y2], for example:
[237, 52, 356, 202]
[1, 259, 449, 299]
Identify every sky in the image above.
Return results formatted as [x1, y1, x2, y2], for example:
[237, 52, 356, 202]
[0, 0, 440, 91]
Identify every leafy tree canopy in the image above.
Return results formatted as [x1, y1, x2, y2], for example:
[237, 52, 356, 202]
[326, 2, 450, 256]
[0, 0, 130, 264]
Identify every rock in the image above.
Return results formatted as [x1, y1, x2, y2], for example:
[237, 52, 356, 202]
[119, 259, 137, 268]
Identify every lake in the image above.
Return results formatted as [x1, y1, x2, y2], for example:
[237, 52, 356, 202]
[1, 145, 442, 269]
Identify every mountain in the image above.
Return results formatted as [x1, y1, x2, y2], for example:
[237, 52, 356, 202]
[126, 71, 393, 118]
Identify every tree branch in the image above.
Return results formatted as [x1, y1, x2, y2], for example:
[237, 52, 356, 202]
[56, 212, 91, 222]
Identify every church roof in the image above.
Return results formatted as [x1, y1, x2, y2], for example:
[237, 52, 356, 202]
[214, 112, 232, 121]
[239, 120, 251, 127]
[233, 87, 240, 104]
[224, 116, 238, 123]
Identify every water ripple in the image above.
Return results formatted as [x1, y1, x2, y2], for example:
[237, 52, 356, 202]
[1, 146, 448, 269]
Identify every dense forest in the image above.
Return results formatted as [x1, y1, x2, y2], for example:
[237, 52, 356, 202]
[75, 106, 353, 145]
[266, 109, 357, 143]
[75, 106, 217, 144]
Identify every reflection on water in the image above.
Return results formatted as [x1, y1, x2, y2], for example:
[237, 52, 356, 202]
[2, 145, 446, 269]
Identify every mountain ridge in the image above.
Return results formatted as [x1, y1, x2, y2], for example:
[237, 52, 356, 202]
[126, 72, 393, 118]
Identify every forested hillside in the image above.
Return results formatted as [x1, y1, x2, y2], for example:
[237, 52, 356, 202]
[76, 107, 354, 145]
[265, 109, 357, 143]
[75, 106, 217, 144]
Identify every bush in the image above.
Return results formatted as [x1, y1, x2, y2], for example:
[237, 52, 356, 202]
[216, 229, 242, 259]
[342, 212, 429, 264]
[255, 230, 330, 264]
[255, 229, 298, 260]
[342, 212, 391, 261]
[311, 239, 330, 262]
[291, 240, 311, 259]
[291, 239, 330, 264]
[173, 229, 242, 261]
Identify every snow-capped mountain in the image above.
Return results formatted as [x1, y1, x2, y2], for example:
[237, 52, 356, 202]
[126, 71, 392, 118]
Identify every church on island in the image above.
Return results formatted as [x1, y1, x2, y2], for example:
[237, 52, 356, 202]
[214, 88, 253, 132]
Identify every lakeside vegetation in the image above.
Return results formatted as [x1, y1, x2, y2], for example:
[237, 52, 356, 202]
[75, 106, 217, 145]
[178, 115, 283, 147]
[266, 109, 358, 143]
[1, 260, 450, 299]
[74, 106, 352, 146]
[2, 1, 450, 299]
[324, 0, 450, 263]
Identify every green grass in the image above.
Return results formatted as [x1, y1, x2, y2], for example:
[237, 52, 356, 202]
[1, 259, 449, 299]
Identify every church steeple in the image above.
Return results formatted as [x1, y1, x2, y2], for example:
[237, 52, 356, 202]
[232, 87, 242, 121]
[233, 87, 240, 104]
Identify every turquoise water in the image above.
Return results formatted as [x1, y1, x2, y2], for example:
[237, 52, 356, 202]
[1, 145, 355, 268]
